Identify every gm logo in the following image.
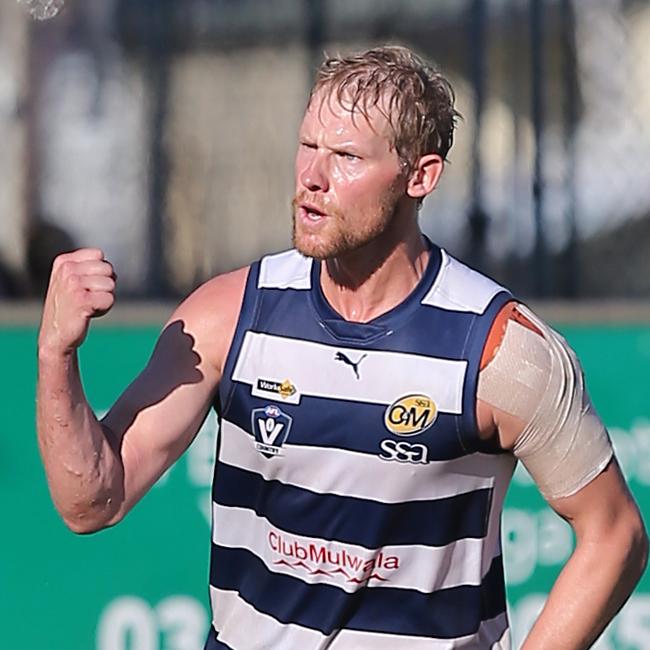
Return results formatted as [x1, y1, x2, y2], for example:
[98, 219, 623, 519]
[251, 405, 293, 458]
[384, 393, 437, 436]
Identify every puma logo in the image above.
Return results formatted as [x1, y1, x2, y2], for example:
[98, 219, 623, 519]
[334, 351, 368, 380]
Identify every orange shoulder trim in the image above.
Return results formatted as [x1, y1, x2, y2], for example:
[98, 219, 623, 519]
[479, 302, 543, 371]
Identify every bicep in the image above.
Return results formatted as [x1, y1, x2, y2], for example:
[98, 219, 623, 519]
[102, 317, 219, 509]
[547, 457, 641, 541]
[100, 266, 247, 515]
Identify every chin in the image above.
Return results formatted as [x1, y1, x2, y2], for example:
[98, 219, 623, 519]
[291, 222, 331, 259]
[294, 236, 376, 262]
[291, 215, 388, 260]
[293, 236, 334, 260]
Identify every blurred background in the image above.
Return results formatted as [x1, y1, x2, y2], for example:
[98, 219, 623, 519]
[1, 0, 650, 299]
[1, 0, 649, 648]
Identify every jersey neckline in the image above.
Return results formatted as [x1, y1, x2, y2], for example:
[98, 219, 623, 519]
[309, 238, 443, 343]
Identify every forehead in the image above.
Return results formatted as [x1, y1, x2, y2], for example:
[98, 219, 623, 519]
[301, 87, 394, 142]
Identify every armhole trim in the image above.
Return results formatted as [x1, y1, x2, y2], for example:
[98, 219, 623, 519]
[457, 290, 513, 452]
[216, 263, 262, 418]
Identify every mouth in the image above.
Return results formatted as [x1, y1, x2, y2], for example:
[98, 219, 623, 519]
[298, 202, 328, 223]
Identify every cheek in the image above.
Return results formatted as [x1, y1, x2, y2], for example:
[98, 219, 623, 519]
[331, 160, 366, 185]
[333, 167, 401, 206]
[330, 164, 345, 185]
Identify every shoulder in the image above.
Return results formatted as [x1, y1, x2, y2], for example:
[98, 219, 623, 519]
[477, 301, 579, 447]
[480, 301, 544, 370]
[476, 301, 552, 443]
[424, 249, 509, 314]
[175, 265, 250, 319]
[168, 265, 250, 375]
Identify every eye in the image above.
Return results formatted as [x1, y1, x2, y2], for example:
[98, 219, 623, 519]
[336, 151, 360, 161]
[300, 140, 317, 150]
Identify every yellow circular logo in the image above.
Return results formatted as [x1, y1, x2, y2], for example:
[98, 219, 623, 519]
[384, 394, 437, 436]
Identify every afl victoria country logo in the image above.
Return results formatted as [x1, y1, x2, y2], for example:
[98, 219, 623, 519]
[384, 394, 437, 436]
[251, 405, 293, 458]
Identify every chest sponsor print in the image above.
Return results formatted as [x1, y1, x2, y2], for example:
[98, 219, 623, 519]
[378, 439, 429, 464]
[251, 405, 293, 458]
[384, 393, 438, 436]
[252, 377, 300, 405]
[268, 529, 399, 585]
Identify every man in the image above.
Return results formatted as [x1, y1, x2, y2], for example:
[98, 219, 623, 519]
[37, 46, 647, 649]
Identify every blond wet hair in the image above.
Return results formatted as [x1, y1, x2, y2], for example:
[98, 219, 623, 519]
[311, 45, 460, 170]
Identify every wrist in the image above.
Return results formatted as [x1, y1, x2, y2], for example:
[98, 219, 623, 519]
[37, 339, 77, 364]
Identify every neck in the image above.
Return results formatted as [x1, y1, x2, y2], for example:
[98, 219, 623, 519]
[320, 216, 429, 323]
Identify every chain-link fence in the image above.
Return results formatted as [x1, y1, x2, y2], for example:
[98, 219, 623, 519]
[0, 0, 649, 299]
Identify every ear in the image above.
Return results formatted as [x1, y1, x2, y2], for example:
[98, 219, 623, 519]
[406, 154, 444, 199]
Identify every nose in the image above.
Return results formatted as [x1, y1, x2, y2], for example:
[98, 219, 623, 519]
[298, 151, 329, 193]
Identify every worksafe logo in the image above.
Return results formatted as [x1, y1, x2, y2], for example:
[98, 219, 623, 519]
[256, 378, 297, 400]
[384, 394, 437, 436]
[253, 377, 300, 404]
[251, 405, 293, 458]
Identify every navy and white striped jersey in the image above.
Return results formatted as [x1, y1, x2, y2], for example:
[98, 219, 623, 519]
[206, 242, 516, 649]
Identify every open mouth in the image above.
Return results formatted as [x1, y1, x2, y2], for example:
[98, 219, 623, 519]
[299, 203, 327, 222]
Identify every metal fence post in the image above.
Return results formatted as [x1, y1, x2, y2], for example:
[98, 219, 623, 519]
[144, 0, 171, 297]
[467, 0, 488, 272]
[530, 0, 548, 296]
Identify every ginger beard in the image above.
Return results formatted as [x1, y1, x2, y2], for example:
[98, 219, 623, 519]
[291, 179, 405, 260]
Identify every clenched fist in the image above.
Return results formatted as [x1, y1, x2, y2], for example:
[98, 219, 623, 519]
[38, 248, 116, 356]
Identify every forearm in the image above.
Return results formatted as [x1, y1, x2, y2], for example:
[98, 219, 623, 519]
[521, 519, 648, 649]
[37, 347, 124, 532]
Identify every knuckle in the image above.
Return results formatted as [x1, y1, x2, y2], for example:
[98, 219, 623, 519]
[66, 272, 81, 289]
[60, 261, 79, 278]
[72, 288, 88, 305]
[53, 251, 74, 267]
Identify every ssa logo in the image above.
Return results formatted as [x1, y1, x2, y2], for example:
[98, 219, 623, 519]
[379, 439, 429, 464]
[384, 393, 437, 436]
[251, 405, 293, 458]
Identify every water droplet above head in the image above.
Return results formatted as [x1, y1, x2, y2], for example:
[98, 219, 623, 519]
[18, 0, 65, 21]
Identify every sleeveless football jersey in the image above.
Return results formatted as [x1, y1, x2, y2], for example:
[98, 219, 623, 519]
[206, 242, 516, 649]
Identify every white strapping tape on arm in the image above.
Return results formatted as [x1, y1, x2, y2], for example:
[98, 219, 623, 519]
[477, 305, 613, 500]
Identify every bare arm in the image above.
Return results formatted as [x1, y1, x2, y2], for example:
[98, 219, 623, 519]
[37, 346, 120, 532]
[37, 249, 246, 533]
[521, 459, 647, 649]
[477, 302, 648, 649]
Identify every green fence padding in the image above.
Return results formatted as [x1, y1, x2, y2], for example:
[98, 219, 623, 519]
[1, 324, 649, 649]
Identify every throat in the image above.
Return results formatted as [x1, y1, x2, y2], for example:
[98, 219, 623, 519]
[320, 241, 430, 323]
